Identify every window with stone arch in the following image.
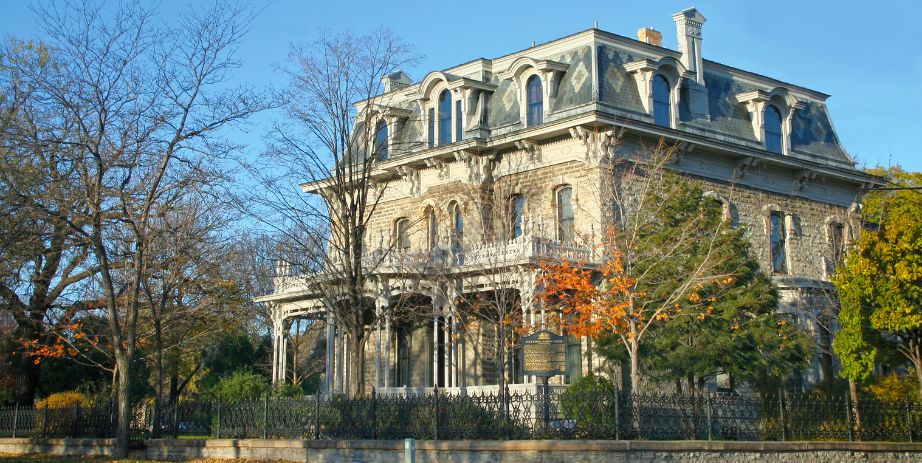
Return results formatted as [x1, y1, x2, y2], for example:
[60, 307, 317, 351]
[510, 194, 526, 239]
[395, 217, 410, 251]
[652, 74, 671, 127]
[556, 186, 574, 243]
[425, 206, 438, 251]
[373, 119, 388, 161]
[526, 74, 543, 127]
[449, 201, 463, 249]
[768, 210, 787, 274]
[438, 89, 452, 146]
[826, 219, 846, 274]
[764, 104, 783, 154]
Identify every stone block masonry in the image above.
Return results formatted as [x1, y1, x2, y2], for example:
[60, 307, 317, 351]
[142, 438, 922, 462]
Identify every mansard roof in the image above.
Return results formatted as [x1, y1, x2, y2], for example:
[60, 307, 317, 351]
[357, 17, 861, 177]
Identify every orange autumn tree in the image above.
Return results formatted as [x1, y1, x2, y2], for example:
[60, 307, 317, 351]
[539, 152, 746, 393]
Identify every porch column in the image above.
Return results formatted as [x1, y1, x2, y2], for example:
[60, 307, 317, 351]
[336, 327, 344, 393]
[375, 311, 382, 389]
[432, 312, 439, 387]
[270, 304, 283, 384]
[325, 317, 334, 393]
[279, 320, 288, 384]
[384, 313, 391, 387]
[374, 282, 390, 390]
[450, 315, 458, 388]
[343, 333, 350, 394]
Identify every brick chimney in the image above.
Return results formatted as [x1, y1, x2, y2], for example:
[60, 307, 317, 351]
[637, 27, 662, 46]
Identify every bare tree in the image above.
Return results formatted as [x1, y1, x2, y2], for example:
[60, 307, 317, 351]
[241, 29, 417, 397]
[5, 1, 266, 455]
[0, 38, 101, 405]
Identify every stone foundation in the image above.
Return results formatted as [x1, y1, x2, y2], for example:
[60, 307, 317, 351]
[144, 438, 922, 462]
[0, 437, 115, 457]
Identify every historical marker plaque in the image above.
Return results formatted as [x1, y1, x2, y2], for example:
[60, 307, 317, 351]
[521, 330, 567, 377]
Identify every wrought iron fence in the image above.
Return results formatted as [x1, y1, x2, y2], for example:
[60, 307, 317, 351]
[1, 389, 919, 442]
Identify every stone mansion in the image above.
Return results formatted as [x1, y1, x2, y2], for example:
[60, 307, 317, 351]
[258, 8, 875, 395]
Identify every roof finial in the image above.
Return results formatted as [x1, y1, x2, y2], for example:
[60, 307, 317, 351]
[594, 20, 599, 29]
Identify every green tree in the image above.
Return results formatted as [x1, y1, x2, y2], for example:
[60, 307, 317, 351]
[833, 166, 922, 399]
[206, 368, 270, 402]
[648, 229, 812, 394]
[540, 147, 805, 394]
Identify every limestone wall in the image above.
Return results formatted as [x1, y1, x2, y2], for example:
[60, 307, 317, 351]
[144, 438, 922, 462]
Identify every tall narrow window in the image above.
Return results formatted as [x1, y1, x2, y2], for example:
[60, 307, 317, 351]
[450, 202, 463, 264]
[764, 105, 783, 154]
[770, 211, 787, 274]
[451, 203, 463, 244]
[374, 120, 388, 161]
[510, 195, 525, 239]
[557, 186, 574, 243]
[828, 222, 845, 271]
[565, 335, 582, 384]
[526, 75, 543, 127]
[427, 208, 438, 251]
[395, 218, 410, 251]
[438, 90, 452, 146]
[652, 74, 671, 127]
[455, 100, 463, 142]
[427, 108, 435, 149]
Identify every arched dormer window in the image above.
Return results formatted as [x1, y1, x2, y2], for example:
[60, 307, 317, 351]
[374, 120, 389, 161]
[395, 218, 410, 251]
[652, 74, 671, 127]
[556, 186, 574, 243]
[438, 90, 452, 146]
[510, 194, 525, 239]
[526, 75, 543, 127]
[764, 105, 783, 154]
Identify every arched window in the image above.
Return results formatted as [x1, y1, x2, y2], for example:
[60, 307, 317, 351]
[449, 202, 463, 264]
[652, 74, 671, 127]
[438, 90, 452, 146]
[427, 108, 435, 149]
[450, 202, 463, 246]
[764, 105, 783, 154]
[510, 195, 525, 239]
[556, 186, 574, 242]
[426, 208, 438, 251]
[395, 218, 410, 251]
[769, 211, 787, 274]
[455, 100, 463, 142]
[374, 120, 388, 161]
[526, 75, 543, 127]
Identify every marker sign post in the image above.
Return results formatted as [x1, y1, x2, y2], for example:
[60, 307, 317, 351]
[521, 330, 567, 432]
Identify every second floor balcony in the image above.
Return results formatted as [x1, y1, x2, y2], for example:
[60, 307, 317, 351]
[271, 233, 595, 294]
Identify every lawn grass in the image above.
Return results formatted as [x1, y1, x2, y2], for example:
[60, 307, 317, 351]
[0, 454, 296, 463]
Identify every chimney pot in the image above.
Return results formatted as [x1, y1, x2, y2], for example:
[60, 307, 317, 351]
[637, 27, 662, 46]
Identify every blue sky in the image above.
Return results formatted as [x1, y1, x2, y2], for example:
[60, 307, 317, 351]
[2, 1, 920, 171]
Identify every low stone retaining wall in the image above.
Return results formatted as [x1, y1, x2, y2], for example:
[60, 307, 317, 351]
[0, 437, 115, 457]
[144, 438, 922, 462]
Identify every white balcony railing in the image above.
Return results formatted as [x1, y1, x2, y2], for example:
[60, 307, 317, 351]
[271, 234, 595, 292]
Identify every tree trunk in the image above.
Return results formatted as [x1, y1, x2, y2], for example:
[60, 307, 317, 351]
[849, 379, 862, 429]
[152, 319, 164, 437]
[629, 340, 640, 395]
[114, 351, 131, 458]
[348, 330, 366, 397]
[14, 350, 40, 405]
[497, 326, 506, 394]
